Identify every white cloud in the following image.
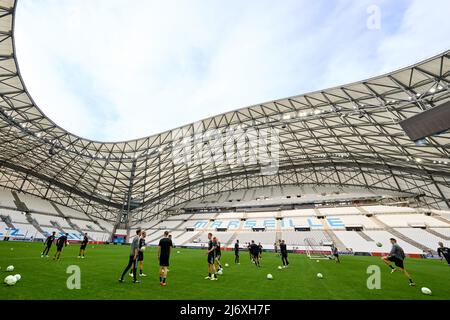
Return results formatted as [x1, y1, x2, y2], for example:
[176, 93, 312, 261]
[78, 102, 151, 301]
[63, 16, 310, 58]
[14, 0, 450, 142]
[376, 0, 450, 72]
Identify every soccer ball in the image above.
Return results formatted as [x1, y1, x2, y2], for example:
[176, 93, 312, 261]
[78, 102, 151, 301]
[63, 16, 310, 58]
[6, 265, 14, 272]
[278, 266, 283, 270]
[317, 273, 323, 279]
[376, 242, 383, 247]
[14, 274, 21, 282]
[225, 263, 229, 267]
[4, 275, 17, 286]
[140, 246, 146, 252]
[316, 260, 320, 263]
[217, 269, 223, 275]
[177, 251, 181, 254]
[421, 287, 432, 295]
[267, 274, 273, 280]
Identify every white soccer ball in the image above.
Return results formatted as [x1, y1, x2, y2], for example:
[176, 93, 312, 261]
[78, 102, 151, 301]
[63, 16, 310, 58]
[267, 274, 273, 280]
[278, 266, 283, 270]
[14, 274, 21, 282]
[6, 265, 14, 272]
[4, 275, 17, 286]
[316, 260, 320, 263]
[140, 246, 146, 252]
[225, 263, 229, 267]
[217, 269, 223, 275]
[177, 251, 181, 254]
[317, 273, 323, 279]
[376, 242, 383, 247]
[421, 287, 432, 295]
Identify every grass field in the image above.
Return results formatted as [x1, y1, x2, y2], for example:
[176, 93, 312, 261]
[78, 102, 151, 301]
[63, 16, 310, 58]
[1, 241, 449, 300]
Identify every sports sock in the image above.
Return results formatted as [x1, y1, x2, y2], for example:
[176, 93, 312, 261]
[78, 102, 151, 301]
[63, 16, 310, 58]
[208, 273, 211, 277]
[162, 278, 166, 283]
[389, 265, 395, 269]
[409, 279, 413, 283]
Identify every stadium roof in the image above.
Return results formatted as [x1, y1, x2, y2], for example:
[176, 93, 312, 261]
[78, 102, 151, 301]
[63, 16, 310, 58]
[0, 0, 449, 224]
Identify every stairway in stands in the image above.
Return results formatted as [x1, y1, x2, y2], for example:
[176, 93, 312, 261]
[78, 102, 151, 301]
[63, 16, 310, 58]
[324, 229, 346, 250]
[10, 191, 29, 212]
[173, 230, 189, 244]
[0, 214, 14, 228]
[94, 223, 109, 233]
[356, 206, 370, 214]
[369, 215, 433, 253]
[276, 231, 282, 242]
[356, 231, 374, 241]
[226, 232, 239, 247]
[180, 231, 203, 246]
[26, 214, 46, 236]
[65, 217, 87, 238]
[49, 203, 71, 234]
[50, 203, 64, 217]
[146, 230, 166, 244]
[432, 215, 450, 225]
[173, 213, 195, 230]
[142, 213, 195, 244]
[144, 229, 161, 238]
[318, 215, 346, 250]
[425, 228, 450, 241]
[51, 221, 65, 233]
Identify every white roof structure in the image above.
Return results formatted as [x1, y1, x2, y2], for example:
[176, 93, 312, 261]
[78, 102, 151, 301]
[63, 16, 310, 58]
[0, 0, 449, 225]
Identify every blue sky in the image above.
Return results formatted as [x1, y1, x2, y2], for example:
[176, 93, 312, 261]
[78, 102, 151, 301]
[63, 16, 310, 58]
[14, 0, 450, 142]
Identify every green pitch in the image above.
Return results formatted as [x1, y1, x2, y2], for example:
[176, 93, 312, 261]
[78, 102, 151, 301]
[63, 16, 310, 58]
[1, 242, 449, 300]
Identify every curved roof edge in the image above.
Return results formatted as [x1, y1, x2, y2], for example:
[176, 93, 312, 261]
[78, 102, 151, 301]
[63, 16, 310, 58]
[10, 0, 450, 145]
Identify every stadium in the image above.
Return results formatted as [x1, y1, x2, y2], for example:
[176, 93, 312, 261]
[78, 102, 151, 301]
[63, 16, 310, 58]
[1, 0, 450, 303]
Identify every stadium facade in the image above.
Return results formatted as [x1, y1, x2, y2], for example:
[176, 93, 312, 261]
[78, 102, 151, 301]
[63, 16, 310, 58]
[0, 0, 449, 233]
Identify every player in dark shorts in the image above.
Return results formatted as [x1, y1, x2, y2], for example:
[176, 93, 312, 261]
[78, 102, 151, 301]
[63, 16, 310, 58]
[78, 233, 89, 259]
[280, 240, 289, 268]
[247, 242, 252, 261]
[119, 229, 141, 283]
[331, 244, 340, 263]
[158, 231, 172, 286]
[131, 231, 147, 277]
[214, 237, 223, 272]
[41, 231, 56, 258]
[205, 232, 218, 280]
[382, 238, 415, 286]
[437, 242, 450, 266]
[250, 240, 260, 267]
[234, 240, 240, 264]
[274, 241, 278, 254]
[53, 233, 69, 260]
